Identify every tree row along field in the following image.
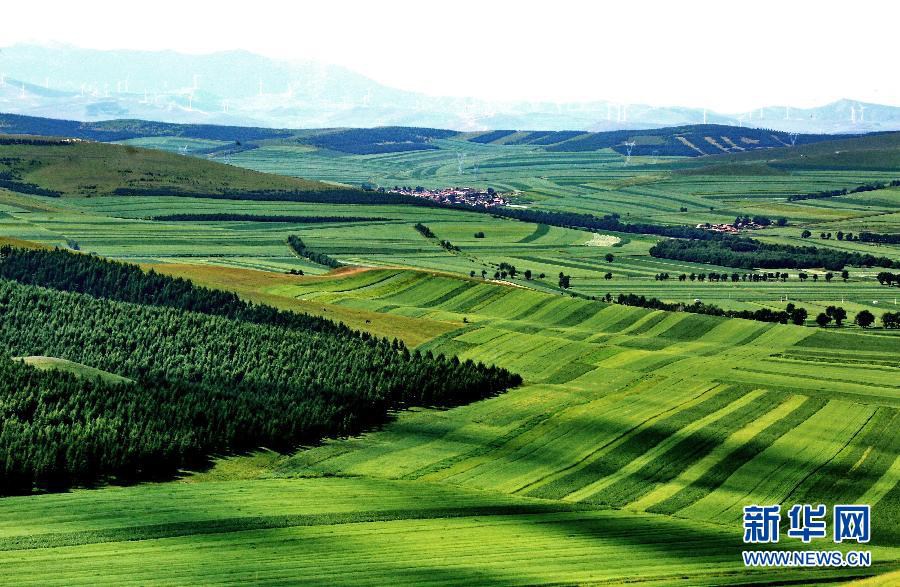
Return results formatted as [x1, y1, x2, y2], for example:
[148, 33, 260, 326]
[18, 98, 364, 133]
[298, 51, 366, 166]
[2, 193, 896, 322]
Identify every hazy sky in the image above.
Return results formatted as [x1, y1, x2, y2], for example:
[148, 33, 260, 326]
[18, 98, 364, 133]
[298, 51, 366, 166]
[2, 0, 897, 112]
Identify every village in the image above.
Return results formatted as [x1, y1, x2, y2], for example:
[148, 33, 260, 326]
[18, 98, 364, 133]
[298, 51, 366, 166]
[387, 185, 509, 207]
[696, 215, 783, 234]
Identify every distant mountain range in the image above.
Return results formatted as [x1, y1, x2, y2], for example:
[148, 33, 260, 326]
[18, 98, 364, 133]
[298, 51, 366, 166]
[2, 44, 899, 134]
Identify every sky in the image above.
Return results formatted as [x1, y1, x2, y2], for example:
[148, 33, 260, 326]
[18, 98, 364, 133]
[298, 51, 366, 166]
[1, 0, 897, 112]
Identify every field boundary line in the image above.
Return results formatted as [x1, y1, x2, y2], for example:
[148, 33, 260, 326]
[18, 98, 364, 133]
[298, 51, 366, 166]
[513, 379, 722, 496]
[628, 394, 808, 512]
[564, 388, 767, 503]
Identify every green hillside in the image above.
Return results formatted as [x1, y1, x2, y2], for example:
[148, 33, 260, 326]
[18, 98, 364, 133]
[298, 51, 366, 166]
[0, 266, 896, 585]
[17, 356, 132, 384]
[679, 131, 900, 171]
[0, 124, 897, 585]
[0, 113, 851, 157]
[0, 136, 344, 197]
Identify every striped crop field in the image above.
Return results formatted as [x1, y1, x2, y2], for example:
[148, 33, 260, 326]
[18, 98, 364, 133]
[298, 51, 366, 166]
[1, 193, 896, 318]
[1, 265, 896, 584]
[0, 134, 898, 584]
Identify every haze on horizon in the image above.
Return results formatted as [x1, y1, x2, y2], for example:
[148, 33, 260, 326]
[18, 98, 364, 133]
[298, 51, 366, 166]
[2, 0, 898, 113]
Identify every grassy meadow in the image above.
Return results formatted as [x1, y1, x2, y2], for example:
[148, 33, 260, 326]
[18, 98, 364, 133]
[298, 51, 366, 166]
[0, 131, 897, 584]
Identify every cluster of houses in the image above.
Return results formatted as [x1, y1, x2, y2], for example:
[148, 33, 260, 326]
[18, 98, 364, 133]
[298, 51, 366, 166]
[695, 222, 742, 234]
[390, 186, 509, 207]
[695, 219, 769, 233]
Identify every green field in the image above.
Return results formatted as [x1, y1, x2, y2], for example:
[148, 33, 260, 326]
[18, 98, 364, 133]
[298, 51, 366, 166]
[0, 132, 898, 585]
[0, 265, 897, 585]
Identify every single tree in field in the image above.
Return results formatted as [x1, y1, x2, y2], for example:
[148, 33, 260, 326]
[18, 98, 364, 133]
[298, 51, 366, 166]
[539, 273, 546, 279]
[882, 312, 900, 329]
[855, 310, 875, 328]
[605, 253, 614, 263]
[841, 270, 849, 282]
[604, 272, 613, 280]
[481, 269, 487, 279]
[815, 312, 833, 327]
[790, 307, 808, 325]
[825, 272, 833, 282]
[812, 274, 819, 282]
[524, 269, 532, 280]
[826, 305, 847, 326]
[798, 272, 808, 282]
[801, 230, 812, 238]
[470, 270, 476, 278]
[494, 271, 500, 279]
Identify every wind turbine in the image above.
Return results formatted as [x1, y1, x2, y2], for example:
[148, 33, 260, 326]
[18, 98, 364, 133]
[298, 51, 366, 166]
[850, 104, 856, 124]
[457, 152, 466, 175]
[622, 141, 636, 166]
[0, 74, 5, 86]
[20, 83, 26, 99]
[789, 132, 799, 147]
[857, 103, 866, 123]
[703, 108, 708, 124]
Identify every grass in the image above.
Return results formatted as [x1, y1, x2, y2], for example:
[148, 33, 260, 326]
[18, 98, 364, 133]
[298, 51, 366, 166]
[0, 478, 894, 586]
[0, 135, 897, 584]
[16, 356, 132, 384]
[0, 139, 343, 197]
[0, 264, 895, 584]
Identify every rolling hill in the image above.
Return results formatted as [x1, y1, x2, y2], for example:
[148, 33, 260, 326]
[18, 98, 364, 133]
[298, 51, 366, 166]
[0, 127, 897, 584]
[0, 135, 351, 197]
[0, 112, 860, 158]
